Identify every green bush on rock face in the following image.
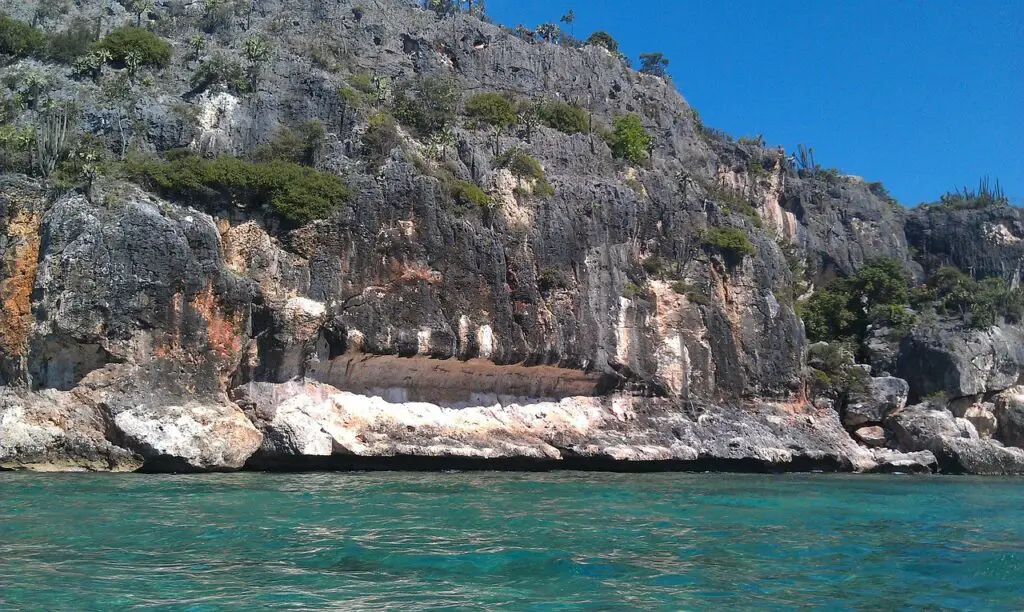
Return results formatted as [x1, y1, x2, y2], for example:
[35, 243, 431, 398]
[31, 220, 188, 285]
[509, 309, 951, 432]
[0, 14, 45, 59]
[392, 76, 458, 136]
[363, 112, 400, 166]
[536, 99, 589, 135]
[801, 258, 911, 343]
[450, 179, 490, 209]
[494, 149, 543, 181]
[911, 265, 1024, 330]
[464, 92, 517, 129]
[252, 120, 325, 167]
[124, 151, 349, 226]
[703, 227, 754, 259]
[806, 341, 870, 398]
[606, 114, 651, 164]
[96, 26, 172, 68]
[190, 53, 247, 93]
[45, 18, 94, 63]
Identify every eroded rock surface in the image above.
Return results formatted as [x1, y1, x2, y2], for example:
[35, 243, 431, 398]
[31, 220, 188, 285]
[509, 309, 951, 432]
[843, 376, 909, 429]
[888, 404, 1024, 475]
[0, 389, 139, 471]
[113, 401, 262, 472]
[896, 323, 1024, 401]
[231, 379, 935, 473]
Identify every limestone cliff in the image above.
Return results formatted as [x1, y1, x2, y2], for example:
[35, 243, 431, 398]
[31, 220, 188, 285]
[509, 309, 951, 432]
[0, 0, 1020, 473]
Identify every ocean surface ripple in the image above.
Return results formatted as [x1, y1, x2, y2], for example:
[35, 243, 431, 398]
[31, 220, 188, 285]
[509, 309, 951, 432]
[1, 471, 1022, 609]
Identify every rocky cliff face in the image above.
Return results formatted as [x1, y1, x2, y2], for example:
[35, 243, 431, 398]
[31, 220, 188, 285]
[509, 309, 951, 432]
[0, 0, 1020, 473]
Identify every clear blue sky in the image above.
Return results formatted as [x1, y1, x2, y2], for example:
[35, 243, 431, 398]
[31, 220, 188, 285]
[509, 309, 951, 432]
[487, 0, 1024, 205]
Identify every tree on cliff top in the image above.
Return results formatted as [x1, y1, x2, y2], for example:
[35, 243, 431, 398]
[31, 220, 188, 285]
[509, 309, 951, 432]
[586, 31, 619, 54]
[639, 52, 669, 77]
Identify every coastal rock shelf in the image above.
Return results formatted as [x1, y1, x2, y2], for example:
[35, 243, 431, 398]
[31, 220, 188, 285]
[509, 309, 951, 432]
[1, 376, 940, 474]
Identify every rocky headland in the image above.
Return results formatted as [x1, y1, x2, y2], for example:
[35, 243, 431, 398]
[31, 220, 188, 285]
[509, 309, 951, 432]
[1, 0, 1022, 474]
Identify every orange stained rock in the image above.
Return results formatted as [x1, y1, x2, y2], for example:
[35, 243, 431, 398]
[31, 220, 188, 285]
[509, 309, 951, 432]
[190, 285, 244, 360]
[0, 211, 41, 357]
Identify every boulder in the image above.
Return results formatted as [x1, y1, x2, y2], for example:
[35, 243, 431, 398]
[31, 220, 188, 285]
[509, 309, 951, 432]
[961, 404, 998, 439]
[896, 322, 1024, 401]
[843, 376, 909, 429]
[0, 389, 139, 471]
[863, 325, 899, 376]
[853, 425, 887, 448]
[868, 449, 937, 474]
[887, 404, 1024, 474]
[993, 386, 1024, 448]
[112, 400, 263, 471]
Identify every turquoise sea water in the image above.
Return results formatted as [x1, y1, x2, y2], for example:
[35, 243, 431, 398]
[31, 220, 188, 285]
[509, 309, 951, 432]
[1, 472, 1022, 610]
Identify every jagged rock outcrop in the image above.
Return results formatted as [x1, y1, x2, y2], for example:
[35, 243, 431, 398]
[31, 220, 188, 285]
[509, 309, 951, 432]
[779, 173, 913, 282]
[905, 204, 1024, 281]
[896, 322, 1024, 402]
[994, 386, 1024, 448]
[853, 425, 887, 448]
[112, 399, 262, 472]
[0, 388, 140, 471]
[843, 376, 909, 429]
[867, 448, 937, 474]
[949, 399, 998, 439]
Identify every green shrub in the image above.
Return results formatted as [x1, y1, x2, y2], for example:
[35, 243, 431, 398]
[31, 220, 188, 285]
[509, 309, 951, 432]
[935, 176, 1009, 210]
[450, 179, 490, 209]
[533, 181, 555, 197]
[392, 76, 458, 136]
[45, 17, 94, 63]
[621, 282, 642, 299]
[671, 281, 710, 305]
[190, 53, 247, 93]
[464, 92, 517, 129]
[806, 342, 870, 398]
[252, 120, 325, 166]
[746, 157, 769, 177]
[339, 72, 376, 108]
[704, 180, 762, 226]
[34, 0, 70, 26]
[0, 14, 45, 59]
[537, 267, 566, 293]
[495, 149, 544, 180]
[536, 99, 589, 134]
[606, 114, 651, 164]
[801, 258, 910, 343]
[124, 151, 349, 225]
[816, 167, 841, 182]
[199, 0, 237, 33]
[95, 27, 172, 68]
[703, 227, 754, 259]
[0, 124, 35, 174]
[586, 31, 619, 53]
[642, 256, 666, 277]
[913, 265, 1024, 329]
[363, 112, 400, 165]
[639, 52, 669, 77]
[802, 288, 858, 343]
[350, 71, 375, 95]
[866, 181, 894, 203]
